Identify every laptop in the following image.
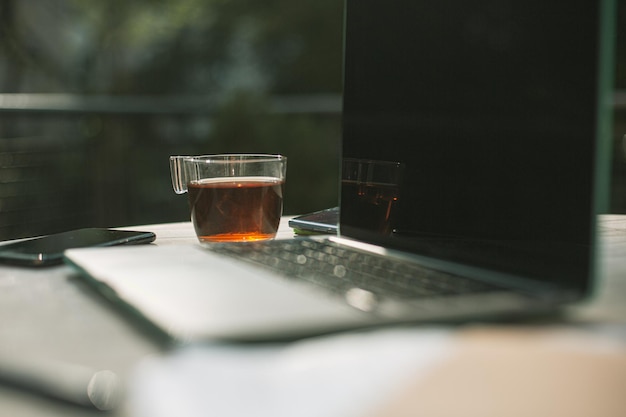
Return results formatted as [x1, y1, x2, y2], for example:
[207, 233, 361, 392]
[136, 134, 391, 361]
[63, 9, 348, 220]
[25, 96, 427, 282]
[64, 0, 616, 342]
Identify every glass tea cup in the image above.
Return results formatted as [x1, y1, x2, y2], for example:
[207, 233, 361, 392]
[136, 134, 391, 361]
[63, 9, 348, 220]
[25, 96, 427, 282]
[170, 154, 287, 243]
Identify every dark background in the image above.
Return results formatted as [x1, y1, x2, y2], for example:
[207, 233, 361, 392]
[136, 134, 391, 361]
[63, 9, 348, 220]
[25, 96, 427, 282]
[0, 0, 624, 240]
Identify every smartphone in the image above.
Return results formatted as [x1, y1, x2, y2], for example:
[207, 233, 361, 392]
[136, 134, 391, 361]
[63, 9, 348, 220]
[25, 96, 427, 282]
[288, 207, 339, 235]
[0, 228, 156, 267]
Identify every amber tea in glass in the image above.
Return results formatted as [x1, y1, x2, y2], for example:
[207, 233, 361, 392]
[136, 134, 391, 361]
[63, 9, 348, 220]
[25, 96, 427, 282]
[170, 154, 287, 242]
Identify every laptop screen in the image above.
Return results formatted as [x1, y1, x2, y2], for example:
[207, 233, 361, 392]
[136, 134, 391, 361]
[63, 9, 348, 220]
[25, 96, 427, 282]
[340, 0, 614, 292]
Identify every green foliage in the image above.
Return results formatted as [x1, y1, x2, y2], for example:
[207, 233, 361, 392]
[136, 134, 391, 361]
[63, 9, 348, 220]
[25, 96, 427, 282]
[0, 0, 343, 237]
[31, 0, 345, 96]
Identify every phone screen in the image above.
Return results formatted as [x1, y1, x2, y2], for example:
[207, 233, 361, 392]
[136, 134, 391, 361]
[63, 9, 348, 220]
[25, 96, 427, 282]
[0, 228, 156, 267]
[288, 207, 339, 235]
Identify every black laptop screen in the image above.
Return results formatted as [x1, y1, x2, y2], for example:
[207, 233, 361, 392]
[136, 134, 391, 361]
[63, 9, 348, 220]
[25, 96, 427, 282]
[340, 0, 614, 291]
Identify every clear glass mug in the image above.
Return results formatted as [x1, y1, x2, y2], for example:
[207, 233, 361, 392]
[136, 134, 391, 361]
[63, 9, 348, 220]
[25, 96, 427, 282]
[170, 154, 287, 242]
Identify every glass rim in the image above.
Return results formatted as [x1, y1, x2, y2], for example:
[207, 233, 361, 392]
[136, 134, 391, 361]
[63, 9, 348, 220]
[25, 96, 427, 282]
[186, 154, 286, 163]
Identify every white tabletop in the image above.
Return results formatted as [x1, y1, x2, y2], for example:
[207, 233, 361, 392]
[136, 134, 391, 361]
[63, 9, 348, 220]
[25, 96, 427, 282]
[0, 216, 624, 417]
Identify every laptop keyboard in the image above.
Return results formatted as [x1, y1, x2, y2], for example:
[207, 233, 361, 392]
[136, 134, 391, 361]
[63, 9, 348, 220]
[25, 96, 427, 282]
[208, 238, 501, 300]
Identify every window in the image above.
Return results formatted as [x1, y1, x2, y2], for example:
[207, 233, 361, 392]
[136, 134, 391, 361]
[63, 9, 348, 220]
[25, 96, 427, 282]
[0, 0, 343, 239]
[0, 0, 624, 240]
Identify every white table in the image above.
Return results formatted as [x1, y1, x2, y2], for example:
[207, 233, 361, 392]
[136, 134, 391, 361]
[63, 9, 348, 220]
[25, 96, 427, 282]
[0, 216, 624, 417]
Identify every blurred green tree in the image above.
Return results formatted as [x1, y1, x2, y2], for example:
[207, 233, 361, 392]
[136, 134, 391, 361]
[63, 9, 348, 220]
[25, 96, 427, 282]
[0, 0, 343, 238]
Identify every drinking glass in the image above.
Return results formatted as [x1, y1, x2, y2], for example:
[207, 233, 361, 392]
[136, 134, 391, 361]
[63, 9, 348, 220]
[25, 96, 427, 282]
[170, 154, 287, 242]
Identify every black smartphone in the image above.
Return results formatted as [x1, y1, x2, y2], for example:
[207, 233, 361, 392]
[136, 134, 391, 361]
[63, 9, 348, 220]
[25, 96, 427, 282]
[0, 228, 156, 267]
[288, 207, 339, 235]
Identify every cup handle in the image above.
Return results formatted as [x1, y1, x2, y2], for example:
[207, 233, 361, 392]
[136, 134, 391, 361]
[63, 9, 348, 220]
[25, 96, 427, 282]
[169, 156, 188, 194]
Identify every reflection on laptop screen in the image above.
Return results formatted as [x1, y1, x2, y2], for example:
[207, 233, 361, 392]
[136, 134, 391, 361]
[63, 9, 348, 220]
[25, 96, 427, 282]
[341, 0, 614, 292]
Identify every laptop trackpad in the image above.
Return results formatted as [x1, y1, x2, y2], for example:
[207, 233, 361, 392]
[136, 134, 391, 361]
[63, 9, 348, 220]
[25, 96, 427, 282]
[65, 245, 368, 342]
